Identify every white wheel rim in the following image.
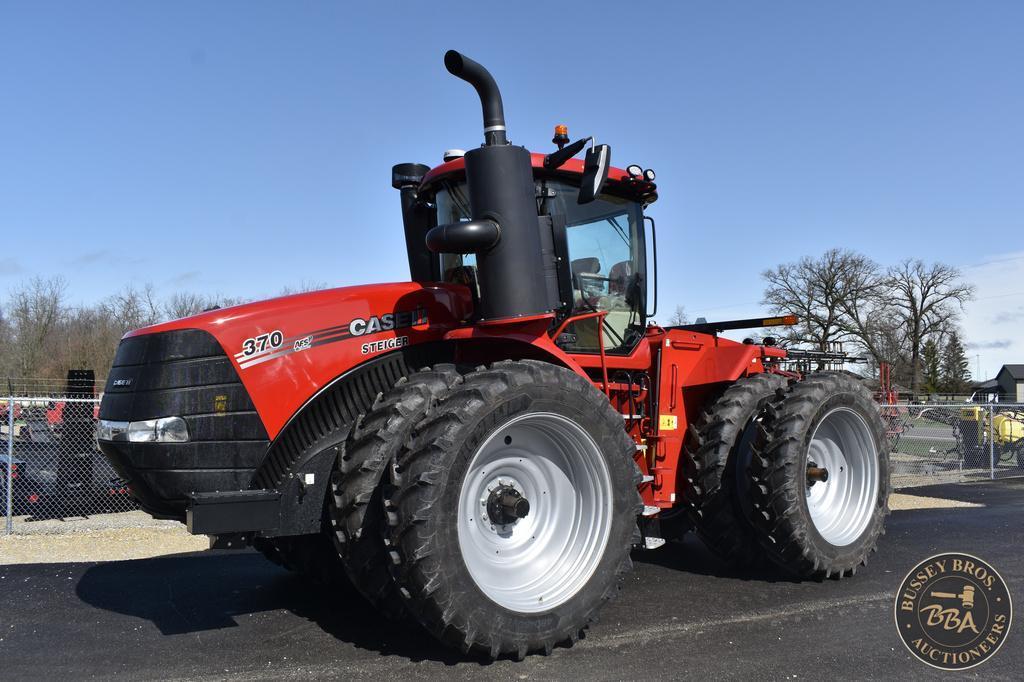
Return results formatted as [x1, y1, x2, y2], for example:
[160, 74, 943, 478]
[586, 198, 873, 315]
[456, 412, 612, 613]
[805, 407, 879, 546]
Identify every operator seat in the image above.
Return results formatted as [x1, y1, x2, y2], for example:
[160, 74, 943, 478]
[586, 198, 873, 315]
[569, 257, 603, 349]
[605, 260, 635, 343]
[571, 257, 601, 288]
[608, 260, 632, 296]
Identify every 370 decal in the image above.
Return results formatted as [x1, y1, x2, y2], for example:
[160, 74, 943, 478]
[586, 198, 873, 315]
[233, 306, 429, 371]
[241, 330, 284, 357]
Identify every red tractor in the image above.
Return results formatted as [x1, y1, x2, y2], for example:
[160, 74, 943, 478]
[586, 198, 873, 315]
[97, 52, 889, 658]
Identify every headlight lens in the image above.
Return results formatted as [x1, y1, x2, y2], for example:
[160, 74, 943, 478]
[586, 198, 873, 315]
[97, 420, 129, 442]
[98, 417, 189, 443]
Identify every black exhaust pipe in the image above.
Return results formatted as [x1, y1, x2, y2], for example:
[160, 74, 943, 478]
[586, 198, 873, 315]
[430, 51, 555, 321]
[444, 50, 507, 146]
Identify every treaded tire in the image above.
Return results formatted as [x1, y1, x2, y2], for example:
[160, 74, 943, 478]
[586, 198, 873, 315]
[384, 360, 642, 659]
[682, 373, 786, 565]
[253, 532, 351, 589]
[328, 365, 462, 617]
[749, 372, 890, 579]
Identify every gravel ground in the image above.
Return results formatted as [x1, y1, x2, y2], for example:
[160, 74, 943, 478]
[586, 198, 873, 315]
[7, 510, 179, 535]
[888, 491, 982, 510]
[0, 512, 208, 565]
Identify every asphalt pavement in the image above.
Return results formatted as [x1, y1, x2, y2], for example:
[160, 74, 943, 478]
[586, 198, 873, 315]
[2, 480, 1022, 680]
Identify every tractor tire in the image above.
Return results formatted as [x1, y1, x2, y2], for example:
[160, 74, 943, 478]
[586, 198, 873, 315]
[253, 532, 351, 590]
[328, 365, 461, 618]
[384, 360, 642, 658]
[682, 373, 786, 565]
[749, 372, 890, 579]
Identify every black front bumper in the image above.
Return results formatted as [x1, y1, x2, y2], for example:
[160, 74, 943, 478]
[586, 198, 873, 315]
[98, 329, 270, 521]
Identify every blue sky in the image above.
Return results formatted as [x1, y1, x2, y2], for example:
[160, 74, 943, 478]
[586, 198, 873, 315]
[2, 2, 1023, 377]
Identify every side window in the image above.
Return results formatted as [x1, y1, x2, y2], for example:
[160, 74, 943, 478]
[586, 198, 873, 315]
[566, 215, 633, 311]
[436, 182, 480, 294]
[561, 212, 640, 353]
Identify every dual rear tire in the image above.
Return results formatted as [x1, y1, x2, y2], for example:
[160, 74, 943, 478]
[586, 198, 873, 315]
[684, 371, 889, 579]
[682, 373, 786, 566]
[749, 372, 890, 578]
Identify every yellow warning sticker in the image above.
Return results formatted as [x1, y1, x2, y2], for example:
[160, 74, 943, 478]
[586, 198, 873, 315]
[659, 414, 678, 430]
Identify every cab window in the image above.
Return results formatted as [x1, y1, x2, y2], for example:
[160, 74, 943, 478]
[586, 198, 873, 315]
[435, 180, 479, 293]
[542, 181, 645, 355]
[432, 177, 647, 354]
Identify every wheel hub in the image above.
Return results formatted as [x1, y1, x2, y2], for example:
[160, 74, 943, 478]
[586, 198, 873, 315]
[485, 484, 530, 525]
[456, 412, 613, 613]
[806, 461, 829, 485]
[804, 407, 879, 546]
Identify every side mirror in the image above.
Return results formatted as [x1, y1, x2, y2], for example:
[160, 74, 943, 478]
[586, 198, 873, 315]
[578, 144, 611, 204]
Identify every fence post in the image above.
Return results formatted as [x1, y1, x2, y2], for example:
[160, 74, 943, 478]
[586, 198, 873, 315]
[989, 404, 996, 481]
[6, 388, 13, 535]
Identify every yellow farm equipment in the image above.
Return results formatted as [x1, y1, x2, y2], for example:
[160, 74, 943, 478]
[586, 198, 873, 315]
[955, 406, 1024, 469]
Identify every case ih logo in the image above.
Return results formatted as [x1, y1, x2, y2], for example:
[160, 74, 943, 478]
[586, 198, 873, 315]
[348, 309, 428, 337]
[235, 307, 428, 370]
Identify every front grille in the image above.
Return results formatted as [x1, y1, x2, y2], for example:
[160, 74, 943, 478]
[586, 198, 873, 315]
[98, 329, 269, 517]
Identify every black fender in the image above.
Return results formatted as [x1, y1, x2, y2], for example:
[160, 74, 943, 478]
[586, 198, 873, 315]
[251, 341, 455, 536]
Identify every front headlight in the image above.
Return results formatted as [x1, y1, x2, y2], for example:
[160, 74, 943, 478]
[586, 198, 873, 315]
[97, 420, 129, 442]
[98, 417, 189, 443]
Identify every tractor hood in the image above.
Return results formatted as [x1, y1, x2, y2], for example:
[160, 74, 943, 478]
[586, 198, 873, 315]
[120, 281, 472, 439]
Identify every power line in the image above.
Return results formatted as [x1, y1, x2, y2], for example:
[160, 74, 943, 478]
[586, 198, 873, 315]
[973, 291, 1024, 302]
[962, 254, 1024, 270]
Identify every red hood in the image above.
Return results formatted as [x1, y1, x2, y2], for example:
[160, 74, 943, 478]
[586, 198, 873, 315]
[125, 281, 473, 438]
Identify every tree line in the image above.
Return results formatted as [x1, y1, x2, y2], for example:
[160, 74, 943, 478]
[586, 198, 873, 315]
[0, 276, 322, 387]
[760, 249, 975, 395]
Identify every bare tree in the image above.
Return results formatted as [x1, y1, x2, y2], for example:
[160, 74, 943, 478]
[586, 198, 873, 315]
[100, 284, 161, 331]
[163, 292, 250, 320]
[0, 304, 12, 376]
[886, 260, 973, 395]
[668, 305, 688, 326]
[762, 249, 882, 352]
[164, 292, 214, 320]
[6, 276, 68, 377]
[60, 305, 125, 382]
[279, 280, 328, 296]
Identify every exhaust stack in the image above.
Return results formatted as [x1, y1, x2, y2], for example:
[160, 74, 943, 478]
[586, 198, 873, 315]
[430, 51, 555, 321]
[443, 51, 507, 147]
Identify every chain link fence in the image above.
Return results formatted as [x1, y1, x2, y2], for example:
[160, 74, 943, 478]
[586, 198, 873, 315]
[3, 379, 135, 534]
[3, 379, 1023, 534]
[887, 401, 1024, 489]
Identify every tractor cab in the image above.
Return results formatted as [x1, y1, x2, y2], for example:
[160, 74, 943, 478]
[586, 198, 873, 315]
[397, 149, 658, 356]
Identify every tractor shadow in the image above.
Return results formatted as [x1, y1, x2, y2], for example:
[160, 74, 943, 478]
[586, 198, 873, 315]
[74, 551, 487, 666]
[633, 533, 805, 584]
